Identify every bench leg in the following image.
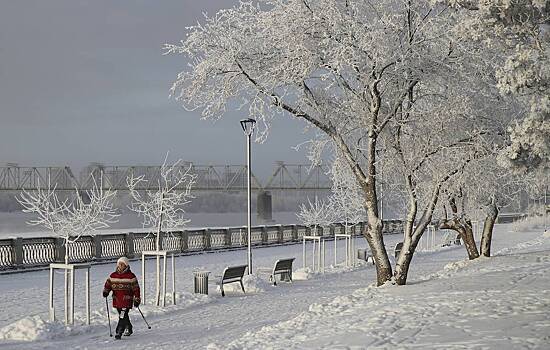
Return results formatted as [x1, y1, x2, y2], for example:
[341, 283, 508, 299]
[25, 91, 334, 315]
[239, 280, 245, 294]
[221, 284, 225, 297]
[271, 274, 277, 286]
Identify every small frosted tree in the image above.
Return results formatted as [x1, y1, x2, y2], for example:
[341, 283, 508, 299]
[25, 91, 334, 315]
[17, 178, 119, 264]
[126, 155, 196, 306]
[296, 196, 334, 234]
[17, 177, 118, 324]
[328, 155, 365, 232]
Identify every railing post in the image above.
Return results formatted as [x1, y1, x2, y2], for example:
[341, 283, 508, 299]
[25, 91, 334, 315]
[277, 226, 283, 243]
[292, 225, 298, 241]
[54, 238, 66, 263]
[125, 233, 134, 259]
[261, 226, 268, 244]
[12, 237, 24, 267]
[224, 229, 231, 247]
[92, 235, 102, 260]
[204, 229, 211, 250]
[181, 231, 188, 252]
[158, 231, 164, 251]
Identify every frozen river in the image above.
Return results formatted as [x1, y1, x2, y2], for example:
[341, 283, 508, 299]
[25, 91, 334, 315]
[0, 211, 300, 238]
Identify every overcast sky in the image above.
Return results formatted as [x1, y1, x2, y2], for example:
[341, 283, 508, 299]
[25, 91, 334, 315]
[0, 0, 312, 174]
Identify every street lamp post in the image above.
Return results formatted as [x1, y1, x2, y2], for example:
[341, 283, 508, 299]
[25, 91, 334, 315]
[240, 118, 256, 275]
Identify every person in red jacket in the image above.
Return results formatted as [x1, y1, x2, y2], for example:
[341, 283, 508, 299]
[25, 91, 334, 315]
[103, 256, 141, 339]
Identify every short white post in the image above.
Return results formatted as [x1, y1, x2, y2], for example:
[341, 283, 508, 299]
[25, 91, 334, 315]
[64, 269, 69, 325]
[353, 235, 356, 266]
[312, 238, 316, 271]
[334, 238, 337, 266]
[49, 266, 55, 321]
[86, 268, 90, 325]
[171, 254, 176, 305]
[162, 254, 167, 307]
[302, 237, 306, 269]
[141, 252, 146, 305]
[321, 239, 325, 273]
[70, 266, 75, 325]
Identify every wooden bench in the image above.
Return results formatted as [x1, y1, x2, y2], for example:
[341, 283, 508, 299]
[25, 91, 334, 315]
[258, 258, 295, 286]
[213, 265, 247, 297]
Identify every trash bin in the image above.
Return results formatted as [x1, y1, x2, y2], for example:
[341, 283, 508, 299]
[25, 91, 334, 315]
[193, 271, 210, 295]
[357, 249, 367, 261]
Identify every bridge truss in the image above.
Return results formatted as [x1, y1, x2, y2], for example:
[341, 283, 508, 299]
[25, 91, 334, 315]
[0, 162, 331, 192]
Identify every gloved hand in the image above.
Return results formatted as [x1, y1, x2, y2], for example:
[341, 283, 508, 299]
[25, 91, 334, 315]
[103, 291, 109, 298]
[133, 299, 140, 308]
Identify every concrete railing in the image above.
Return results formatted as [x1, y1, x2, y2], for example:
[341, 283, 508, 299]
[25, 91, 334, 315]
[0, 220, 404, 271]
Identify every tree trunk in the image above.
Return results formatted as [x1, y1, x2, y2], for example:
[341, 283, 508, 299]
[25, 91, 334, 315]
[462, 222, 480, 259]
[480, 203, 498, 257]
[394, 189, 419, 285]
[394, 231, 417, 285]
[363, 216, 392, 286]
[440, 218, 480, 259]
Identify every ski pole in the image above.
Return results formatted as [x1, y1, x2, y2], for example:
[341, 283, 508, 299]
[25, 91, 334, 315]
[137, 306, 151, 329]
[105, 297, 112, 337]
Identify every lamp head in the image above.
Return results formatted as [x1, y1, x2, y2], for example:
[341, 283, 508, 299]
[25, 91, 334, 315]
[240, 118, 256, 136]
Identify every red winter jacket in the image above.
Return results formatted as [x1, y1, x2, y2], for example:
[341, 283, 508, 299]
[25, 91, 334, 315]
[103, 268, 141, 309]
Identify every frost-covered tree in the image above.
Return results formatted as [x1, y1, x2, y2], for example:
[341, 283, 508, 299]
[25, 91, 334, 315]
[166, 0, 480, 285]
[18, 177, 119, 264]
[296, 196, 333, 233]
[446, 0, 550, 172]
[127, 155, 196, 306]
[451, 159, 526, 258]
[328, 155, 365, 230]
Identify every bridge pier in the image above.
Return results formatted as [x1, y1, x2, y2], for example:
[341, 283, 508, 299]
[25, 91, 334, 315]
[257, 191, 273, 224]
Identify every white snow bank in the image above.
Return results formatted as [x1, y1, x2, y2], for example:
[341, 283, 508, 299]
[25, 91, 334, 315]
[0, 316, 71, 341]
[0, 292, 214, 342]
[495, 232, 548, 256]
[511, 215, 548, 232]
[0, 309, 109, 342]
[216, 274, 271, 295]
[291, 267, 317, 281]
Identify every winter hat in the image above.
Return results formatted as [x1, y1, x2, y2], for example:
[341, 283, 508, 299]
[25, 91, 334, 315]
[117, 256, 130, 266]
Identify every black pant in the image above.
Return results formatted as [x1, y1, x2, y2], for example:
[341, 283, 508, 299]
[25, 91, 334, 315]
[116, 308, 132, 335]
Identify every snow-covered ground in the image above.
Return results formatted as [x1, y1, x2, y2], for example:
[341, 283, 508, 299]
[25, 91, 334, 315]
[0, 222, 548, 349]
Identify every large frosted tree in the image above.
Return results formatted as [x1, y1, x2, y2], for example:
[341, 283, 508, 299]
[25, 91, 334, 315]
[166, 0, 500, 285]
[447, 0, 550, 173]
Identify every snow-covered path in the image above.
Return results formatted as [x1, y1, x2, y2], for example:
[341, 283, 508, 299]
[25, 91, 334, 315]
[0, 223, 548, 349]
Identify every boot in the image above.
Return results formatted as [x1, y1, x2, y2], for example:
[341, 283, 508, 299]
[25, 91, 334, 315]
[124, 326, 133, 336]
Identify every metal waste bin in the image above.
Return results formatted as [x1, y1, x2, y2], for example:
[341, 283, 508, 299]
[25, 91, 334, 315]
[193, 271, 210, 295]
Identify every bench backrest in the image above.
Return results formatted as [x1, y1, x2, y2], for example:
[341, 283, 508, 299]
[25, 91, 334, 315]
[222, 265, 248, 281]
[274, 258, 295, 273]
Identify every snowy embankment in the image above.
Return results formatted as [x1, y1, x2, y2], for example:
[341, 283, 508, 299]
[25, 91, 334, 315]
[0, 222, 548, 349]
